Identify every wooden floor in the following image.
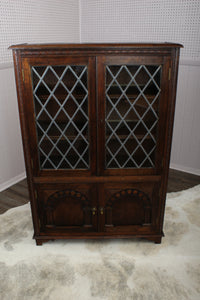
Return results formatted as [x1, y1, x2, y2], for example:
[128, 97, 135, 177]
[0, 169, 199, 214]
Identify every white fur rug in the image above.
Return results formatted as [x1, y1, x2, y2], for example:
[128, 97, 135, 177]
[0, 185, 200, 300]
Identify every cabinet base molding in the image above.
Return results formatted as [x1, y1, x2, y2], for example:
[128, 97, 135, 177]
[34, 232, 164, 245]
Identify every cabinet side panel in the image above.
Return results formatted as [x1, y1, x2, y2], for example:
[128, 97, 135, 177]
[158, 48, 181, 232]
[12, 50, 40, 235]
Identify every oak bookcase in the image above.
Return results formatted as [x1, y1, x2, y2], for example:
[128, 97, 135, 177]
[10, 43, 182, 245]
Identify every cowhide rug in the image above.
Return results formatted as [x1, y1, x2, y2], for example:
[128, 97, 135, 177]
[0, 185, 200, 300]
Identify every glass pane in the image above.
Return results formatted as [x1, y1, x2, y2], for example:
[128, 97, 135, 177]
[105, 64, 162, 169]
[31, 65, 89, 170]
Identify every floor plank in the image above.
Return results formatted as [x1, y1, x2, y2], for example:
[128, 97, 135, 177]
[0, 179, 29, 214]
[167, 169, 200, 193]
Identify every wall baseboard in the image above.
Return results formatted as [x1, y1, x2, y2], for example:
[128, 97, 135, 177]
[0, 172, 26, 192]
[170, 163, 200, 176]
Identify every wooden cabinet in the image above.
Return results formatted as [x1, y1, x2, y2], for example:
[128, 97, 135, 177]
[10, 43, 182, 245]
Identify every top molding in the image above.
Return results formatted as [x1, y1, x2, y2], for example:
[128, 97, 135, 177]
[9, 43, 183, 50]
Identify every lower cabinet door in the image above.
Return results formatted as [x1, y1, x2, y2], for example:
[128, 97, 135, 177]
[100, 182, 160, 234]
[36, 183, 97, 233]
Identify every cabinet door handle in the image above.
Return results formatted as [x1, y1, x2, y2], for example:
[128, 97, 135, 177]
[99, 207, 104, 215]
[91, 207, 97, 215]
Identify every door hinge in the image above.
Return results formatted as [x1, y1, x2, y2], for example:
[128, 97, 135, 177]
[31, 158, 33, 169]
[22, 69, 24, 82]
[168, 68, 171, 81]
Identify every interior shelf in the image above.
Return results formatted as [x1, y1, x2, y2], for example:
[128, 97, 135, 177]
[34, 92, 87, 102]
[106, 84, 159, 95]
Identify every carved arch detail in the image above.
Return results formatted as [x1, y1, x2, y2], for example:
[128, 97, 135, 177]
[43, 189, 92, 228]
[105, 188, 152, 226]
[107, 188, 151, 208]
[45, 189, 89, 211]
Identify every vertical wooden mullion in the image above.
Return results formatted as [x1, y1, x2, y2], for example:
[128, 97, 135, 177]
[97, 56, 106, 175]
[88, 56, 97, 175]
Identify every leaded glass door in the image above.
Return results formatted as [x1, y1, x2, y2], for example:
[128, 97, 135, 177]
[22, 56, 96, 176]
[97, 56, 170, 175]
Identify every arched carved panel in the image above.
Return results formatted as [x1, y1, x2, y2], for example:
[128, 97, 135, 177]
[105, 188, 151, 226]
[44, 189, 92, 228]
[47, 189, 89, 208]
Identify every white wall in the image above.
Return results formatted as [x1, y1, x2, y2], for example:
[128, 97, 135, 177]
[80, 0, 200, 175]
[0, 67, 25, 191]
[170, 64, 200, 175]
[0, 0, 80, 64]
[80, 0, 200, 60]
[0, 0, 80, 191]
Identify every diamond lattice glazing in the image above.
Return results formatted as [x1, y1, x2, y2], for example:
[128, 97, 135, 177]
[32, 65, 89, 170]
[105, 64, 162, 169]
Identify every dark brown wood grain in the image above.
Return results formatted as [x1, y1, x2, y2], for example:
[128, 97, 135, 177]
[10, 43, 182, 245]
[9, 43, 183, 50]
[158, 48, 181, 233]
[1, 169, 199, 215]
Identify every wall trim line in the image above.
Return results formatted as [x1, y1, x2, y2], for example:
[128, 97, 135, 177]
[170, 163, 200, 176]
[0, 62, 13, 70]
[0, 172, 26, 192]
